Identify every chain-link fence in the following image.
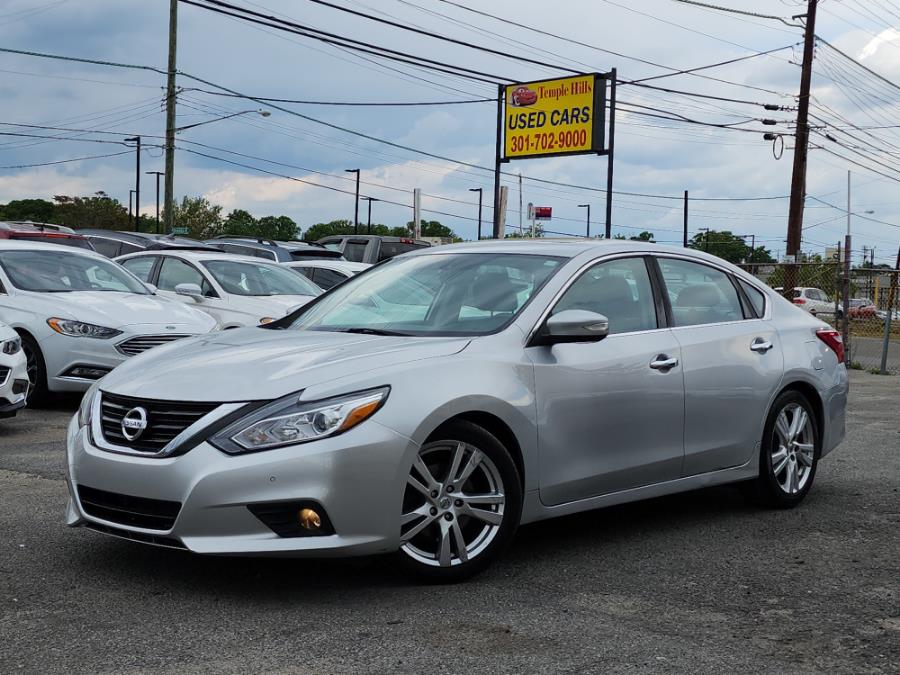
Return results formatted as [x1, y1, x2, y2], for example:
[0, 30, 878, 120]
[739, 261, 899, 375]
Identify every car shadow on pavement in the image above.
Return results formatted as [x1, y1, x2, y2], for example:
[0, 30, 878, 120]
[65, 483, 762, 594]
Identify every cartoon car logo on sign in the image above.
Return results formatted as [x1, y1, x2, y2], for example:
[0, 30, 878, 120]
[510, 86, 538, 107]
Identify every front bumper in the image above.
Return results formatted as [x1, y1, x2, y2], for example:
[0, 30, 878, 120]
[0, 349, 29, 416]
[65, 415, 417, 557]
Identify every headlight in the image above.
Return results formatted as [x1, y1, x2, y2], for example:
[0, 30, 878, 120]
[77, 382, 101, 428]
[2, 337, 20, 355]
[210, 386, 389, 454]
[47, 318, 122, 339]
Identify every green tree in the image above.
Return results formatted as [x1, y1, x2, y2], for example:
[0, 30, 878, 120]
[223, 209, 258, 236]
[630, 231, 655, 242]
[168, 196, 224, 240]
[52, 193, 130, 230]
[302, 219, 356, 242]
[257, 215, 299, 240]
[0, 198, 56, 223]
[406, 219, 456, 238]
[688, 230, 773, 265]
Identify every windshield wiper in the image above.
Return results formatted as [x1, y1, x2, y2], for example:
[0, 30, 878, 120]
[337, 327, 412, 337]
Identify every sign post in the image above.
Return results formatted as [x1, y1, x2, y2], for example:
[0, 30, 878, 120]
[493, 72, 615, 238]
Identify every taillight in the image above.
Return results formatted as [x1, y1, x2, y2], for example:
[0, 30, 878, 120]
[793, 298, 806, 305]
[816, 329, 845, 363]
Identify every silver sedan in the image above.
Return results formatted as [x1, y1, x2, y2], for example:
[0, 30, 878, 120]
[66, 240, 848, 581]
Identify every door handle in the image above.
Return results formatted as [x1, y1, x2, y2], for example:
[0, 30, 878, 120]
[649, 355, 679, 370]
[750, 339, 774, 353]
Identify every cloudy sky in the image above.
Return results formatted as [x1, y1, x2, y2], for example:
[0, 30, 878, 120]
[0, 0, 898, 263]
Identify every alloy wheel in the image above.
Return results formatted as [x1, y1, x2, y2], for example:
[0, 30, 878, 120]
[771, 402, 815, 495]
[21, 339, 38, 399]
[400, 440, 506, 568]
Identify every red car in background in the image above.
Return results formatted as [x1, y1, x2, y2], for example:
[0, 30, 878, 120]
[848, 298, 877, 319]
[0, 221, 94, 251]
[510, 86, 538, 107]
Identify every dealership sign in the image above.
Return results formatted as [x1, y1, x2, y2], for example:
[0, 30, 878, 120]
[503, 74, 608, 161]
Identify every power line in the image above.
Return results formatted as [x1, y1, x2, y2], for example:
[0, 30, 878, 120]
[0, 149, 132, 170]
[180, 88, 492, 105]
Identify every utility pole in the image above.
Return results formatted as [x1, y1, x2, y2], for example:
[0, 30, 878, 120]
[345, 169, 360, 234]
[784, 0, 819, 298]
[163, 0, 178, 234]
[749, 234, 756, 273]
[469, 188, 483, 240]
[128, 190, 135, 225]
[605, 68, 617, 239]
[147, 171, 164, 234]
[125, 136, 141, 232]
[683, 190, 689, 247]
[842, 170, 852, 364]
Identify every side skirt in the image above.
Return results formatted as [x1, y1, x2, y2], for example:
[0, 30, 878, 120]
[520, 458, 758, 525]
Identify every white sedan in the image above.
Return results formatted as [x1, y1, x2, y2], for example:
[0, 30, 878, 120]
[285, 260, 371, 291]
[116, 250, 321, 328]
[0, 322, 28, 418]
[0, 241, 217, 399]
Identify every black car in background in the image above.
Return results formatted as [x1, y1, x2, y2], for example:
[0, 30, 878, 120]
[208, 236, 344, 262]
[79, 230, 222, 258]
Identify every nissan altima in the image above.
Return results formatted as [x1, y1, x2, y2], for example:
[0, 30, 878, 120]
[66, 240, 848, 581]
[0, 241, 217, 399]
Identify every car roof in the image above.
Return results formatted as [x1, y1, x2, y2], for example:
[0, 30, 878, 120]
[0, 238, 106, 256]
[116, 249, 280, 265]
[402, 238, 717, 260]
[1, 220, 77, 234]
[317, 234, 429, 244]
[286, 260, 370, 272]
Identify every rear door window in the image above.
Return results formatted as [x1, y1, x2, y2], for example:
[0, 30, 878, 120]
[738, 279, 766, 317]
[658, 258, 745, 326]
[313, 268, 346, 290]
[342, 240, 368, 262]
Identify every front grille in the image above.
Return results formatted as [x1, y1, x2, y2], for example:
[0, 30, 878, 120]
[99, 392, 220, 453]
[77, 484, 182, 531]
[116, 334, 192, 356]
[0, 366, 9, 386]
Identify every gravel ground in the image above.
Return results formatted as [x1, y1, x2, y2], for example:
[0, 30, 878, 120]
[0, 373, 898, 674]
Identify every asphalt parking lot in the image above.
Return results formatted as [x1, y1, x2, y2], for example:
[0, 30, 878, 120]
[1, 373, 898, 674]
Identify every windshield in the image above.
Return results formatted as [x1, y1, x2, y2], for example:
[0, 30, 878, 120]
[0, 249, 150, 294]
[202, 259, 321, 297]
[288, 252, 563, 336]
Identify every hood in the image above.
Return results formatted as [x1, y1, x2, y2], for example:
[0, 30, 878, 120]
[28, 291, 216, 331]
[98, 327, 470, 401]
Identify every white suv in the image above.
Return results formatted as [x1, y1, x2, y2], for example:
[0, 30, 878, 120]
[116, 250, 321, 328]
[0, 322, 28, 417]
[0, 241, 217, 398]
[776, 287, 837, 318]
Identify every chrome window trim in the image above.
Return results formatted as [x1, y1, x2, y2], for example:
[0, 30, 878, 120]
[90, 394, 243, 458]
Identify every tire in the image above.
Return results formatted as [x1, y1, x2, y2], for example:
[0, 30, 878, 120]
[747, 391, 820, 508]
[18, 332, 48, 403]
[396, 420, 522, 583]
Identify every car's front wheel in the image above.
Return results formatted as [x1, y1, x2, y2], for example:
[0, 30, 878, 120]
[749, 391, 820, 508]
[397, 421, 522, 582]
[19, 332, 48, 403]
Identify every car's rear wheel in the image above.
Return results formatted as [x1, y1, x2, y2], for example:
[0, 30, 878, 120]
[749, 391, 819, 508]
[19, 333, 48, 403]
[397, 421, 522, 582]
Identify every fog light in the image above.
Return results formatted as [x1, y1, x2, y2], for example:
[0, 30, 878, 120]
[64, 366, 112, 380]
[298, 507, 321, 531]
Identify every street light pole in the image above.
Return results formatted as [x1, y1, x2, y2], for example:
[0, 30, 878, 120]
[125, 136, 140, 232]
[362, 197, 379, 234]
[578, 204, 591, 238]
[146, 171, 164, 234]
[346, 169, 360, 234]
[469, 188, 483, 240]
[128, 190, 136, 226]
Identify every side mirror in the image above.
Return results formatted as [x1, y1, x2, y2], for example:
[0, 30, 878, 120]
[535, 310, 609, 346]
[144, 283, 158, 294]
[175, 282, 204, 300]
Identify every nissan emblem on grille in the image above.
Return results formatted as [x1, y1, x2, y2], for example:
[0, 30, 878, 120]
[121, 407, 148, 441]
